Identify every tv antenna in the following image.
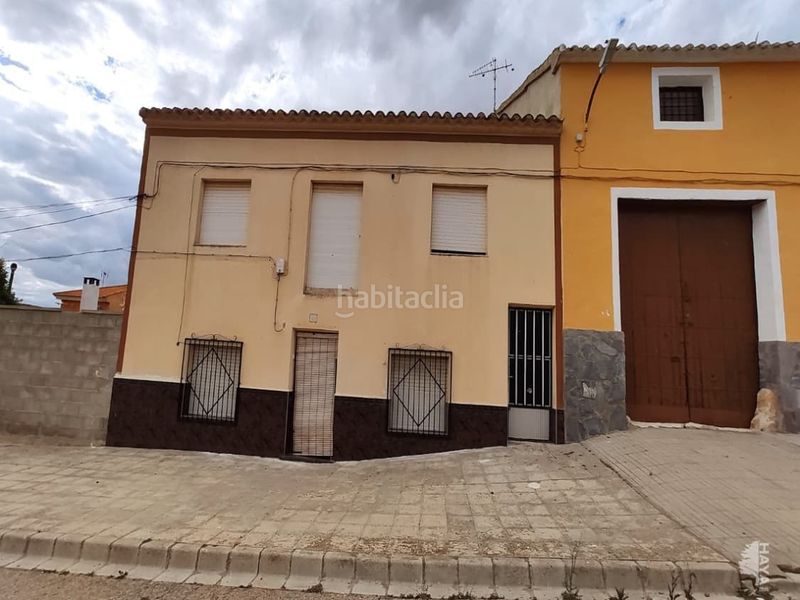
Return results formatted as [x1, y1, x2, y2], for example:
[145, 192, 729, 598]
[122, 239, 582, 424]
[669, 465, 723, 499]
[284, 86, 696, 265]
[469, 57, 514, 113]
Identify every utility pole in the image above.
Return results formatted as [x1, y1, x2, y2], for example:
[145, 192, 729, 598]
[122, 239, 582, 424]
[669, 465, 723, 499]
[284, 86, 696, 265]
[469, 57, 514, 113]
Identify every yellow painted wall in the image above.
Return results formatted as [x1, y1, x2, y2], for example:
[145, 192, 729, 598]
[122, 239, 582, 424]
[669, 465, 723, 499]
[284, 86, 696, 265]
[507, 61, 800, 339]
[121, 136, 556, 407]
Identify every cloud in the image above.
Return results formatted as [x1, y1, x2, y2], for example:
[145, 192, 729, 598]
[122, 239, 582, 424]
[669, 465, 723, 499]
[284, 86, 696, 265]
[0, 0, 798, 306]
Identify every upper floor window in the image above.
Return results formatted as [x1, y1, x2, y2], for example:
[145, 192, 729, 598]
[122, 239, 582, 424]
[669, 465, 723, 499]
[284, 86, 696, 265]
[306, 184, 362, 291]
[651, 67, 722, 130]
[431, 185, 487, 255]
[197, 181, 250, 246]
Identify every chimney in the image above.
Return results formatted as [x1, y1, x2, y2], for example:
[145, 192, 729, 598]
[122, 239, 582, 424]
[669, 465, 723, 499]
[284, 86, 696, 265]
[80, 277, 100, 312]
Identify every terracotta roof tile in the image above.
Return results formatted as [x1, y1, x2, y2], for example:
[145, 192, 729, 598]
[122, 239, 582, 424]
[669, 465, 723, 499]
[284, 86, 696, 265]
[139, 107, 560, 123]
[139, 107, 563, 137]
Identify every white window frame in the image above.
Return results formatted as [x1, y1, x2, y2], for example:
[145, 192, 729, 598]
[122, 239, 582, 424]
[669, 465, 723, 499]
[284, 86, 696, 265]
[430, 185, 488, 256]
[196, 181, 250, 246]
[651, 67, 723, 130]
[305, 183, 362, 292]
[610, 187, 786, 342]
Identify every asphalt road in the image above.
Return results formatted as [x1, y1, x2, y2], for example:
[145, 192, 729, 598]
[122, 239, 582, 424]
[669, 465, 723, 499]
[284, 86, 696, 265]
[0, 568, 368, 600]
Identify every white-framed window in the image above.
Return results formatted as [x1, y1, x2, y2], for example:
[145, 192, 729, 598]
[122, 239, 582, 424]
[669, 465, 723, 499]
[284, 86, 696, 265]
[651, 67, 722, 130]
[197, 181, 250, 246]
[431, 185, 487, 255]
[306, 184, 362, 291]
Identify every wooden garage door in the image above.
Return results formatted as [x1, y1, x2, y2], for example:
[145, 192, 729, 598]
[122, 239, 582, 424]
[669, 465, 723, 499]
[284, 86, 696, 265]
[293, 332, 338, 457]
[619, 201, 758, 428]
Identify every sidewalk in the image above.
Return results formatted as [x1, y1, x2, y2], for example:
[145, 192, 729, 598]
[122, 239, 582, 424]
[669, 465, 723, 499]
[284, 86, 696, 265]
[0, 439, 716, 561]
[0, 435, 740, 597]
[586, 427, 800, 569]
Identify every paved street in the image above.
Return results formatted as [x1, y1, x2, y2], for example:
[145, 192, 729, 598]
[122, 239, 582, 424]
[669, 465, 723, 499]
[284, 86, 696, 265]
[586, 427, 800, 570]
[0, 437, 719, 563]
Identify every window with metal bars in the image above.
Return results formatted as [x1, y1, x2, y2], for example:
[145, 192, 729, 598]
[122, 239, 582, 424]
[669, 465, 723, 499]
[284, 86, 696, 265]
[659, 86, 704, 122]
[508, 307, 552, 408]
[387, 348, 450, 435]
[180, 338, 243, 423]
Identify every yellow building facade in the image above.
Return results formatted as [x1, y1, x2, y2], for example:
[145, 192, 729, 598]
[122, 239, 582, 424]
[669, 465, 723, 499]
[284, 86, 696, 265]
[107, 110, 563, 459]
[502, 42, 800, 439]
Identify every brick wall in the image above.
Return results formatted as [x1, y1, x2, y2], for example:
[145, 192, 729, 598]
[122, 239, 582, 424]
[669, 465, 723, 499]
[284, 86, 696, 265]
[0, 306, 121, 443]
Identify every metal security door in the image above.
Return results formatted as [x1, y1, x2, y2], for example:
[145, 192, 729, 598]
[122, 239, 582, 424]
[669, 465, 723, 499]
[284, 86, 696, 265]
[619, 201, 758, 427]
[293, 332, 338, 457]
[508, 307, 552, 440]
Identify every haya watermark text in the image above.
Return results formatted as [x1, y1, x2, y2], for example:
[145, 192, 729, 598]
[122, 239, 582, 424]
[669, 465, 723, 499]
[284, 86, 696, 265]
[739, 540, 770, 590]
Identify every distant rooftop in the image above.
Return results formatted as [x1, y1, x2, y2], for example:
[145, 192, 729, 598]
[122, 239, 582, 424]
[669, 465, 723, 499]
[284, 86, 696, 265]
[53, 284, 127, 300]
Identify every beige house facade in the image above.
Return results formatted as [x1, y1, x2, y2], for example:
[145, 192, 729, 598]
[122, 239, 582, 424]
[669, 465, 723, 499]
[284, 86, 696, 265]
[107, 109, 562, 459]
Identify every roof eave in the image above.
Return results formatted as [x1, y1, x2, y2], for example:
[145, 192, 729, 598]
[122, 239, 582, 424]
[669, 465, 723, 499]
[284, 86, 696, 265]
[140, 108, 562, 142]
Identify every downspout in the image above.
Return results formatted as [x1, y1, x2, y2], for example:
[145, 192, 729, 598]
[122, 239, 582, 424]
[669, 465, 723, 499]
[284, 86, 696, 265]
[553, 139, 565, 444]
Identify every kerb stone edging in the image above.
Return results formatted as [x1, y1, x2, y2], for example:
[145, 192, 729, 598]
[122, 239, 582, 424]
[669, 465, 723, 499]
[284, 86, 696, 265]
[0, 529, 746, 598]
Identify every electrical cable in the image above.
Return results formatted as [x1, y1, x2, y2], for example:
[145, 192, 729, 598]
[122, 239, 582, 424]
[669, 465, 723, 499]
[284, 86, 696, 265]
[0, 205, 134, 235]
[145, 161, 800, 202]
[7, 247, 129, 262]
[0, 196, 135, 221]
[565, 163, 800, 179]
[0, 194, 137, 213]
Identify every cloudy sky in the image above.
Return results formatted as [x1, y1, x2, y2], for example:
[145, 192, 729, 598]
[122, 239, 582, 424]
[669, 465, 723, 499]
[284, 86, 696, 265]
[0, 0, 797, 306]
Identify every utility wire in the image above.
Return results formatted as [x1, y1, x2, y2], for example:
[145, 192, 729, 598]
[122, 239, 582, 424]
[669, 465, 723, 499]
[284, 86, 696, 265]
[0, 205, 134, 235]
[6, 248, 279, 263]
[0, 196, 135, 221]
[0, 194, 137, 213]
[7, 247, 129, 262]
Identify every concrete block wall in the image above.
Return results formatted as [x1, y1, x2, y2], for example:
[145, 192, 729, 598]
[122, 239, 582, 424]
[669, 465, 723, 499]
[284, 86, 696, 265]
[0, 306, 121, 443]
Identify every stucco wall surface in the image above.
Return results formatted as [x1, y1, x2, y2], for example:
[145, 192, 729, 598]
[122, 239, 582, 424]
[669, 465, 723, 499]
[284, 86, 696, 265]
[122, 136, 557, 408]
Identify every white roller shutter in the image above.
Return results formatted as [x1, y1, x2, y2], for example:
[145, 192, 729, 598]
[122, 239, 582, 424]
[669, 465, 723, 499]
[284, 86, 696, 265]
[198, 182, 250, 245]
[431, 186, 487, 254]
[307, 184, 362, 289]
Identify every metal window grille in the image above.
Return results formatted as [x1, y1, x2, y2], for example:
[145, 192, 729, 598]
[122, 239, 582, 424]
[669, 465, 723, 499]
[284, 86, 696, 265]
[508, 308, 552, 408]
[659, 86, 704, 121]
[180, 338, 243, 423]
[387, 348, 450, 435]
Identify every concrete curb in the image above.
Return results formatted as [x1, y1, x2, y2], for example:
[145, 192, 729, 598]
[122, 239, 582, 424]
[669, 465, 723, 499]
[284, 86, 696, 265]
[37, 533, 86, 573]
[154, 542, 200, 583]
[0, 528, 743, 598]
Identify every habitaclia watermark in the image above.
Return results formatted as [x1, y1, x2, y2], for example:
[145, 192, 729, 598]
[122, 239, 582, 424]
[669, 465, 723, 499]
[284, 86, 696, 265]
[335, 284, 464, 318]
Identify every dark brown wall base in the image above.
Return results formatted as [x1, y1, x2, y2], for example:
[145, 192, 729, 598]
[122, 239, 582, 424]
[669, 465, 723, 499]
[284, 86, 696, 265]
[106, 378, 288, 457]
[107, 379, 509, 460]
[333, 396, 508, 460]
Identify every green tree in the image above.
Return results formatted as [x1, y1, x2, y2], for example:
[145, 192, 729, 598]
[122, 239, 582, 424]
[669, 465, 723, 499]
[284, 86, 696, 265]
[0, 259, 20, 305]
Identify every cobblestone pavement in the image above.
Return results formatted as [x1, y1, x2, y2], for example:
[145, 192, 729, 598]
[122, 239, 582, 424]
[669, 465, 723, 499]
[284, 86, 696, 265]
[585, 427, 800, 570]
[0, 439, 720, 563]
